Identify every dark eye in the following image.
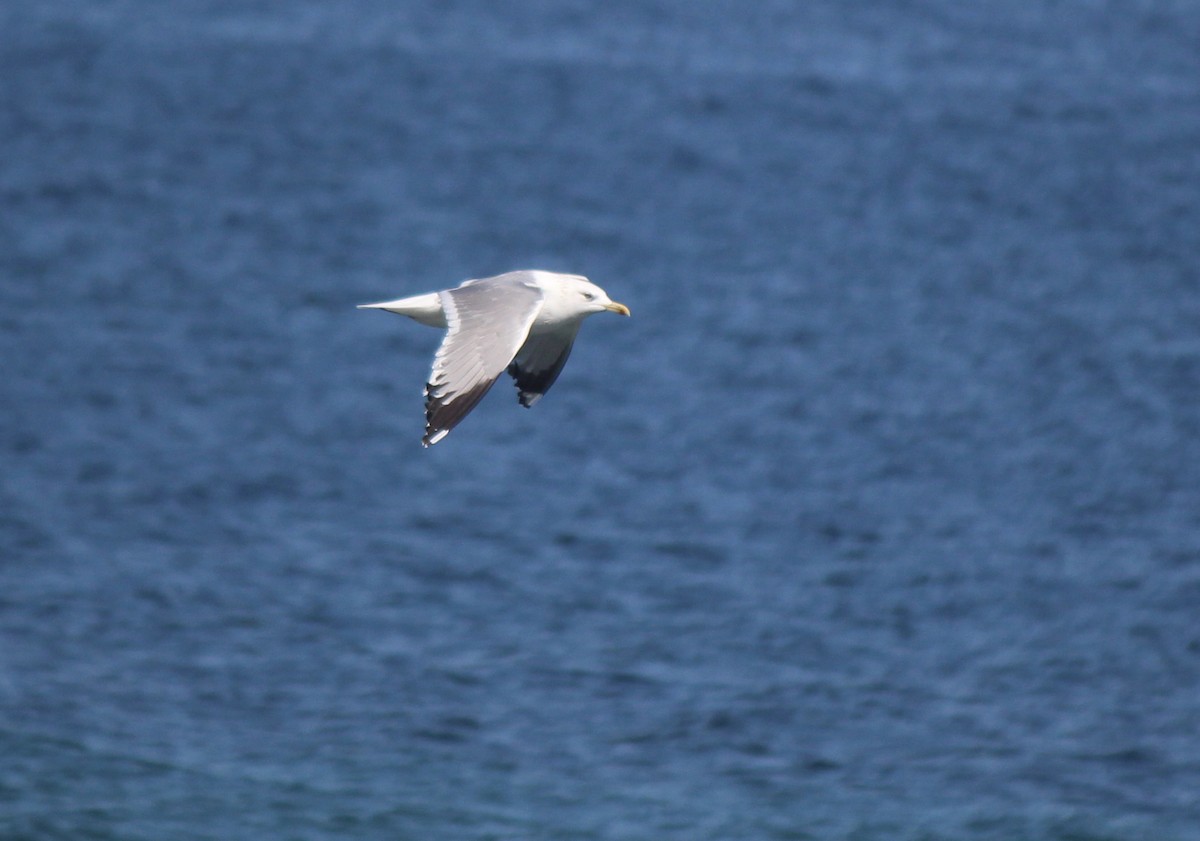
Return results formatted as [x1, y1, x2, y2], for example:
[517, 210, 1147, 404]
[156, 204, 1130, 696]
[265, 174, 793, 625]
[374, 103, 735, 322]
[582, 291, 595, 301]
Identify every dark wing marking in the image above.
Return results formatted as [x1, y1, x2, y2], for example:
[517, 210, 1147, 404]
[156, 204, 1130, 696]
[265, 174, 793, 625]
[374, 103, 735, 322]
[507, 324, 581, 407]
[423, 279, 543, 446]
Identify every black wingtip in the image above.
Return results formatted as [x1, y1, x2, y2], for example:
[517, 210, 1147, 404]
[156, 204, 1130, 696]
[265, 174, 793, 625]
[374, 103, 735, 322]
[517, 390, 544, 408]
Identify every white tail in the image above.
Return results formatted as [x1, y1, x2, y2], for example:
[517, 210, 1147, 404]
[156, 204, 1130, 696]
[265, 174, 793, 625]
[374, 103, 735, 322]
[357, 292, 447, 328]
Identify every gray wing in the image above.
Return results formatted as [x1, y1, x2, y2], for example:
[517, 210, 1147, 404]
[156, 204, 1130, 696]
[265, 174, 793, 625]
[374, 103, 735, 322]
[507, 324, 581, 407]
[423, 278, 544, 446]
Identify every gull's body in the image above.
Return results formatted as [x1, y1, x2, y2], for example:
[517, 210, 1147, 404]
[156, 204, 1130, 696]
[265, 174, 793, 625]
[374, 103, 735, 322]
[359, 270, 629, 446]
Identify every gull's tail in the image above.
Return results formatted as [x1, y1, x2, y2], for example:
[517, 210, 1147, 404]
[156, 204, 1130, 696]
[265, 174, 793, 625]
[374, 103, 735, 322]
[357, 292, 447, 328]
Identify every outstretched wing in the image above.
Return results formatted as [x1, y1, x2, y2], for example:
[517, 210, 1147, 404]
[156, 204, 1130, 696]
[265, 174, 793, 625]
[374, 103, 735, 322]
[507, 324, 581, 407]
[424, 278, 544, 446]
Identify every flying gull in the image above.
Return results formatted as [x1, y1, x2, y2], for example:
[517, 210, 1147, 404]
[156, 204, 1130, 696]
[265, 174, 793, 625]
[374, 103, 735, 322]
[359, 270, 630, 446]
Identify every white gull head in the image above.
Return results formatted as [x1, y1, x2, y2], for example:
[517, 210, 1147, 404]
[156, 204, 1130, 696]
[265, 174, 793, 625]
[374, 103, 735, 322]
[526, 271, 632, 323]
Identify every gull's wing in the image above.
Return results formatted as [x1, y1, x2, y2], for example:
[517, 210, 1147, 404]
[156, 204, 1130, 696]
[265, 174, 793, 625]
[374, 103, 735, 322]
[423, 278, 544, 446]
[507, 324, 581, 407]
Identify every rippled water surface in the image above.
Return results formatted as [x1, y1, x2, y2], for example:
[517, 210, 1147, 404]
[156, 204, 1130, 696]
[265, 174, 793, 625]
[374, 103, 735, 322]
[2, 2, 1199, 839]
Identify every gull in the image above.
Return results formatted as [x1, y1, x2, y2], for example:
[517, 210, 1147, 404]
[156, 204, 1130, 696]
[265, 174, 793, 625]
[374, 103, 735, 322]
[359, 270, 630, 446]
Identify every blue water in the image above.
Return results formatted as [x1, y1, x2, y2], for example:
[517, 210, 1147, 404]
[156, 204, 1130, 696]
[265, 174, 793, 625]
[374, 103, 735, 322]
[2, 2, 1199, 839]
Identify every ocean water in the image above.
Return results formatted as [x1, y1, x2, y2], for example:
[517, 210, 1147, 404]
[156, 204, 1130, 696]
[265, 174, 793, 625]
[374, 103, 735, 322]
[2, 2, 1199, 839]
